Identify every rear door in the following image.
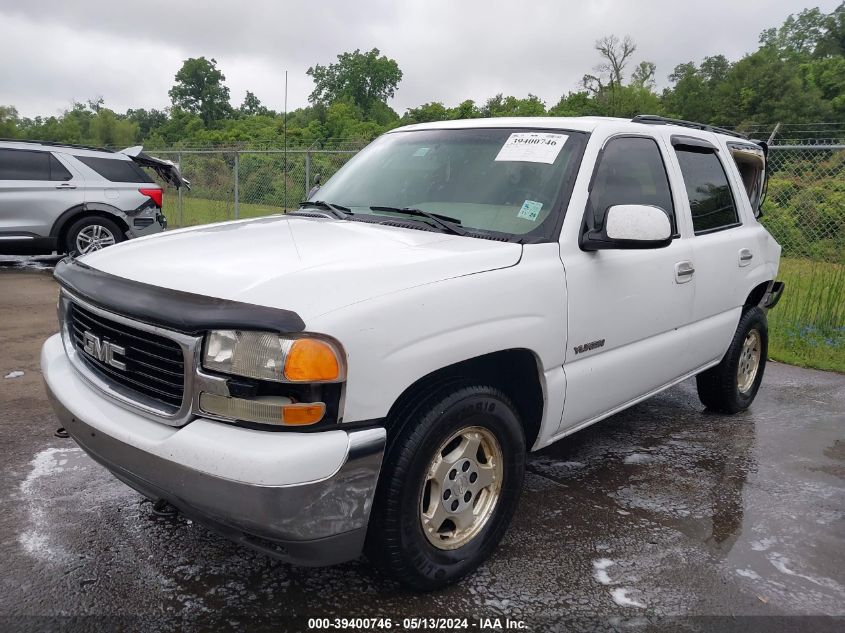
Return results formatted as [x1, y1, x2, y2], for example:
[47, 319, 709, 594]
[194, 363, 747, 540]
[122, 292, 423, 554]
[0, 148, 85, 238]
[667, 136, 755, 369]
[560, 134, 695, 430]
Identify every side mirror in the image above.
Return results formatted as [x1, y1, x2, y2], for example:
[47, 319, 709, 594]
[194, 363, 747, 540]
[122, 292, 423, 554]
[581, 204, 672, 251]
[307, 174, 322, 200]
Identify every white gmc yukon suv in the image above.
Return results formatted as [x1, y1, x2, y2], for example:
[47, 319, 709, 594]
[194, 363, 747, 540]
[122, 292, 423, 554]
[42, 116, 784, 590]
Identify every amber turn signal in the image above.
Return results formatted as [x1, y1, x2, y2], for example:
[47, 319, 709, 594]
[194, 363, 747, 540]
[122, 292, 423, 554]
[282, 402, 326, 426]
[284, 338, 341, 382]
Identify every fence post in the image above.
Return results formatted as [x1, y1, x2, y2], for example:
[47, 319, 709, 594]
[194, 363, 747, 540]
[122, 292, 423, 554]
[305, 150, 311, 200]
[177, 152, 183, 227]
[234, 151, 240, 220]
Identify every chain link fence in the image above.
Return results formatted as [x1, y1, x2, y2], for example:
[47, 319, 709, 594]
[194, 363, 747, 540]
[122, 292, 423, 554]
[155, 141, 367, 228]
[764, 144, 844, 263]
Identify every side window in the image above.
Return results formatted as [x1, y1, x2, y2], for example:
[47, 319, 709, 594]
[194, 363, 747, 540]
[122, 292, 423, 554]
[586, 136, 675, 233]
[49, 155, 73, 181]
[76, 156, 154, 183]
[0, 149, 51, 180]
[675, 149, 740, 233]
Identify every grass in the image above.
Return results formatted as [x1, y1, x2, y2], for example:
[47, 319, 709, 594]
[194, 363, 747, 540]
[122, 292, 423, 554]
[163, 196, 289, 228]
[768, 258, 845, 373]
[162, 197, 844, 373]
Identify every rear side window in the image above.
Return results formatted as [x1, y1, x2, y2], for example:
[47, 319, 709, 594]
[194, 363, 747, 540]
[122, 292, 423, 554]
[49, 155, 72, 181]
[675, 149, 739, 233]
[0, 148, 51, 180]
[586, 136, 675, 233]
[77, 156, 153, 183]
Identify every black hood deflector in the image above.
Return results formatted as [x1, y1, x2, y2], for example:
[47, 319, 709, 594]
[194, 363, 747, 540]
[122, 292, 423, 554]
[54, 257, 306, 334]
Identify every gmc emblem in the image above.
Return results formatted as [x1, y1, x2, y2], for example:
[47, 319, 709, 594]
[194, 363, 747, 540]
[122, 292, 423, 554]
[82, 331, 126, 370]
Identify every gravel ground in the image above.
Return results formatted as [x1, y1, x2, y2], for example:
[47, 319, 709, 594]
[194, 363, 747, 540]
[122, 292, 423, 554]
[0, 266, 843, 632]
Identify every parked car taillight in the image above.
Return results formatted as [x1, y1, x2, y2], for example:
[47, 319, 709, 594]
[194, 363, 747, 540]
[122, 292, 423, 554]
[139, 188, 163, 208]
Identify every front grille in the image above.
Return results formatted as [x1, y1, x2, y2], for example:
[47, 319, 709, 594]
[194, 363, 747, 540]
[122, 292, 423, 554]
[68, 302, 185, 411]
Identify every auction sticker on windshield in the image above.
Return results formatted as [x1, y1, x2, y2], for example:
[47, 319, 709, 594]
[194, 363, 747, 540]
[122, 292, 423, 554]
[495, 132, 568, 164]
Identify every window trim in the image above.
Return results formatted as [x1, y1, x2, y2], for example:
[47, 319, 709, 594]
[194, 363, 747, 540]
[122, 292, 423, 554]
[673, 144, 742, 236]
[583, 133, 679, 239]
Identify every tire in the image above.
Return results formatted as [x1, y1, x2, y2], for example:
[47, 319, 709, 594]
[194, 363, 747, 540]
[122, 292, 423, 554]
[65, 216, 125, 255]
[365, 382, 526, 590]
[696, 306, 768, 414]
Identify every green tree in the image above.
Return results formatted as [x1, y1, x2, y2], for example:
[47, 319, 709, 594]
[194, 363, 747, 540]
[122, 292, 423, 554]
[89, 108, 138, 147]
[759, 7, 827, 58]
[630, 61, 656, 89]
[548, 92, 595, 116]
[815, 2, 844, 57]
[239, 91, 269, 117]
[0, 106, 19, 137]
[450, 100, 480, 119]
[403, 102, 448, 124]
[168, 57, 232, 125]
[307, 48, 402, 114]
[126, 108, 168, 140]
[480, 94, 546, 117]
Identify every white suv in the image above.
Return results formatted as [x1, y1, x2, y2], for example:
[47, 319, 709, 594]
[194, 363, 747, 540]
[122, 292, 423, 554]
[42, 116, 784, 590]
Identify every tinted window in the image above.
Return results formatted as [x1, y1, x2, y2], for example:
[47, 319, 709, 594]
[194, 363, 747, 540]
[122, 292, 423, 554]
[676, 149, 739, 233]
[49, 155, 72, 181]
[77, 156, 153, 183]
[0, 149, 51, 180]
[587, 136, 675, 232]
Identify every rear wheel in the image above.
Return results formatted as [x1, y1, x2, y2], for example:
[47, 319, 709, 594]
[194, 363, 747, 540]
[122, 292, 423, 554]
[65, 216, 124, 255]
[365, 383, 526, 590]
[696, 307, 768, 413]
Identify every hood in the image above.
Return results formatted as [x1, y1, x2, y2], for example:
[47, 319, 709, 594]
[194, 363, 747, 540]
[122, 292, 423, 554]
[79, 216, 522, 322]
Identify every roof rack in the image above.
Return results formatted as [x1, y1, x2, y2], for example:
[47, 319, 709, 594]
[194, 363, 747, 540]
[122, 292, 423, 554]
[0, 138, 114, 153]
[631, 115, 747, 139]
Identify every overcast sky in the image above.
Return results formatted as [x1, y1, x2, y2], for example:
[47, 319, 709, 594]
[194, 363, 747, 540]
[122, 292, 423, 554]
[0, 0, 837, 119]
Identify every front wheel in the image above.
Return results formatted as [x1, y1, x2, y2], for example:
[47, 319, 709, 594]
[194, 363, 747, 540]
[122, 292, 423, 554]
[365, 383, 526, 590]
[696, 307, 768, 413]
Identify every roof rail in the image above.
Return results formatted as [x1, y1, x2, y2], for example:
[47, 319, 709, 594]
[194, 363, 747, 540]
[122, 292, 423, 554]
[0, 138, 114, 153]
[631, 115, 746, 139]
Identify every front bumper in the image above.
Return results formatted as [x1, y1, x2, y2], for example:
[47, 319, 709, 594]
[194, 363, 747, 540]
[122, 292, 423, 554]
[41, 333, 386, 566]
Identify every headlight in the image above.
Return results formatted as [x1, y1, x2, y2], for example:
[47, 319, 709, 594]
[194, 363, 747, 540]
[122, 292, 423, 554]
[203, 330, 343, 383]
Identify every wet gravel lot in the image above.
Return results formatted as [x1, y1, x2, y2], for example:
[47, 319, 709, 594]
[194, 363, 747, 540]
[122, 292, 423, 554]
[1, 264, 843, 631]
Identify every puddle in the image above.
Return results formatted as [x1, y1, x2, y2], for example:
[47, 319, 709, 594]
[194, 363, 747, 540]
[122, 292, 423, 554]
[0, 255, 61, 271]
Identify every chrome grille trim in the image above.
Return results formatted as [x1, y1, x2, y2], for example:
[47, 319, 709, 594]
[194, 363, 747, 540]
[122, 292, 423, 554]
[59, 290, 230, 427]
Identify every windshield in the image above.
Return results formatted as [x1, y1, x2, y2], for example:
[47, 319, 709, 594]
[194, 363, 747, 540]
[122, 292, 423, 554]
[309, 128, 587, 240]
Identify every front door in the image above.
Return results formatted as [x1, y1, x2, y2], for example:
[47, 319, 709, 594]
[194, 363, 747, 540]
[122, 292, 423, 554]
[560, 135, 694, 431]
[0, 148, 85, 243]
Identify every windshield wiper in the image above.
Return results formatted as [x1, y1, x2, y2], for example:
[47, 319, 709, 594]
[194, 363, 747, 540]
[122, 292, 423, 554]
[298, 200, 352, 219]
[369, 206, 468, 236]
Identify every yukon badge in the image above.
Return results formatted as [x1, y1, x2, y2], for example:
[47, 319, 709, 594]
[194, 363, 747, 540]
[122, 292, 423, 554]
[82, 331, 127, 370]
[574, 339, 606, 355]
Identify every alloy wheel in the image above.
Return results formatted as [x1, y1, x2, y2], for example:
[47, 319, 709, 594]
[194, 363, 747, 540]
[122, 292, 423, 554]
[419, 425, 503, 550]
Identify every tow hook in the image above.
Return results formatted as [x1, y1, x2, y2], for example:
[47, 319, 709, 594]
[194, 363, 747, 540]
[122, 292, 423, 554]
[151, 499, 178, 518]
[54, 427, 69, 438]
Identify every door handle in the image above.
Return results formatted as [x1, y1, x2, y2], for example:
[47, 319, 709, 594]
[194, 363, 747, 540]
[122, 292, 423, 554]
[739, 248, 753, 267]
[55, 184, 77, 189]
[675, 261, 695, 283]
